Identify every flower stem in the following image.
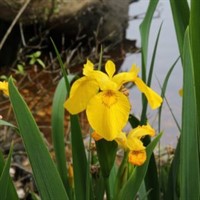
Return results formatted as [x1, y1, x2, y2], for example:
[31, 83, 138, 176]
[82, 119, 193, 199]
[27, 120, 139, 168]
[104, 177, 112, 200]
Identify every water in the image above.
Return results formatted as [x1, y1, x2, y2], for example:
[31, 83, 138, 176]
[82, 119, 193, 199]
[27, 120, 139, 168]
[122, 0, 182, 147]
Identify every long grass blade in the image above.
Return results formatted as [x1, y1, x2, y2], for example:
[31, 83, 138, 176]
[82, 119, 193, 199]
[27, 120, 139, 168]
[158, 57, 180, 132]
[0, 119, 18, 130]
[51, 77, 70, 195]
[9, 78, 69, 200]
[139, 2, 160, 199]
[139, 0, 159, 82]
[50, 38, 70, 92]
[0, 144, 15, 200]
[141, 22, 162, 123]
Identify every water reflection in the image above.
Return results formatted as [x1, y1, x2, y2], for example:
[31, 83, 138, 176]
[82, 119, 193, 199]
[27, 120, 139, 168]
[122, 0, 182, 147]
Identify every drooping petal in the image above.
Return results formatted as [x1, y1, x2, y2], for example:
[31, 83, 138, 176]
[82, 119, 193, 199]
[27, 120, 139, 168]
[86, 90, 130, 141]
[134, 77, 163, 109]
[128, 124, 155, 139]
[64, 77, 99, 114]
[105, 60, 116, 78]
[112, 64, 139, 89]
[128, 150, 146, 166]
[83, 59, 94, 76]
[0, 81, 9, 96]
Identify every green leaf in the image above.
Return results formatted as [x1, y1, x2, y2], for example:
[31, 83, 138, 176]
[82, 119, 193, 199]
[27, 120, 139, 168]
[113, 152, 128, 199]
[33, 51, 41, 58]
[141, 22, 163, 123]
[70, 115, 88, 200]
[51, 77, 70, 195]
[0, 151, 19, 200]
[29, 58, 36, 65]
[139, 2, 160, 199]
[96, 139, 118, 178]
[8, 78, 69, 200]
[165, 139, 180, 200]
[0, 119, 18, 130]
[189, 0, 200, 137]
[50, 38, 70, 92]
[0, 145, 16, 200]
[169, 0, 189, 57]
[118, 133, 162, 200]
[95, 139, 117, 199]
[37, 59, 45, 68]
[139, 0, 159, 82]
[180, 28, 200, 199]
[158, 57, 180, 132]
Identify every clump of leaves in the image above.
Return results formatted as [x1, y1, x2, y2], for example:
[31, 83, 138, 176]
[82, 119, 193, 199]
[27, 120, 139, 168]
[27, 51, 45, 68]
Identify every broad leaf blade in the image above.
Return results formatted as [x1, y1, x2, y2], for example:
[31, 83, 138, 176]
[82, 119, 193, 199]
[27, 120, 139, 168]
[189, 0, 200, 141]
[170, 0, 189, 57]
[180, 28, 200, 199]
[9, 78, 69, 200]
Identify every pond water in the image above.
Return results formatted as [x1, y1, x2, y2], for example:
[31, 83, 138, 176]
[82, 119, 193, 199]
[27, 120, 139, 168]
[122, 0, 182, 147]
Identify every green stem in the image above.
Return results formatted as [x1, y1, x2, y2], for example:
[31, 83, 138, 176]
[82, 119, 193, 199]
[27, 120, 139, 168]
[104, 177, 112, 200]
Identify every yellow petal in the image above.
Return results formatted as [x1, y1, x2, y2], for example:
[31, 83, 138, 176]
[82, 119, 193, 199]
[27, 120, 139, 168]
[86, 90, 130, 141]
[179, 88, 183, 97]
[105, 60, 116, 78]
[83, 59, 94, 76]
[115, 132, 128, 149]
[93, 71, 117, 91]
[126, 137, 145, 151]
[0, 81, 9, 96]
[128, 124, 155, 139]
[64, 77, 99, 114]
[128, 150, 146, 166]
[134, 78, 162, 109]
[112, 64, 139, 89]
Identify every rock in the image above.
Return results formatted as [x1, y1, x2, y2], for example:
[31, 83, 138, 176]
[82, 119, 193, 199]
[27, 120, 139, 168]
[0, 0, 130, 43]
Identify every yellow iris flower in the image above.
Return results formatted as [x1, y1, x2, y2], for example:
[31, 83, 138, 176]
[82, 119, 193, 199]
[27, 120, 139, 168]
[0, 81, 9, 96]
[64, 60, 162, 141]
[116, 124, 155, 166]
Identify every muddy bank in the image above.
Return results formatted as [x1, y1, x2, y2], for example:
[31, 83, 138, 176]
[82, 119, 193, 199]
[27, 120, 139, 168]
[0, 0, 134, 66]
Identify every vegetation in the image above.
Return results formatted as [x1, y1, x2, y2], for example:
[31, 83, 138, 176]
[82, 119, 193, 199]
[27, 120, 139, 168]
[0, 0, 200, 199]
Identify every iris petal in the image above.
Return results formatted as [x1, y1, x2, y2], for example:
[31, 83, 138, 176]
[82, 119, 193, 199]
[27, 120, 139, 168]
[135, 78, 162, 109]
[64, 77, 99, 114]
[83, 59, 94, 76]
[112, 64, 139, 89]
[126, 137, 145, 151]
[105, 60, 116, 78]
[0, 81, 9, 96]
[128, 124, 155, 139]
[128, 150, 146, 166]
[115, 132, 128, 149]
[86, 90, 130, 141]
[91, 70, 117, 91]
